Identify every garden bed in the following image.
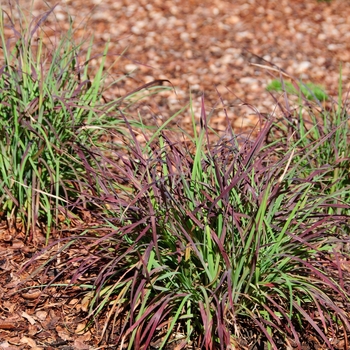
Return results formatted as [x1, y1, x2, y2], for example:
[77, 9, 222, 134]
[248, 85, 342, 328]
[0, 1, 350, 349]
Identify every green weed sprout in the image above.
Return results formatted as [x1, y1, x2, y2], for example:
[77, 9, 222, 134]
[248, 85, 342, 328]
[267, 79, 329, 101]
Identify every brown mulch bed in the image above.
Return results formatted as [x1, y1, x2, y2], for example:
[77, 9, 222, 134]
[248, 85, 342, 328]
[1, 0, 350, 348]
[3, 0, 350, 132]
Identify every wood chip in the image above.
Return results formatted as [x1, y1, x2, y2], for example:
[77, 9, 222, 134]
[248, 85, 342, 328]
[21, 312, 36, 325]
[0, 321, 17, 330]
[21, 291, 41, 300]
[20, 336, 37, 348]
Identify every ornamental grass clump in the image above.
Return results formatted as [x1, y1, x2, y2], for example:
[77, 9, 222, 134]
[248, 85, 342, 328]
[0, 5, 146, 240]
[0, 6, 104, 238]
[28, 87, 350, 348]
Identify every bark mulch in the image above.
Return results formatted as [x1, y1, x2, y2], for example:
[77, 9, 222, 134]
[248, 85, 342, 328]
[1, 0, 350, 348]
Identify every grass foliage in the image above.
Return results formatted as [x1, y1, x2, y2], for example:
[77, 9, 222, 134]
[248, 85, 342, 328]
[5, 4, 350, 350]
[0, 5, 155, 239]
[0, 5, 111, 238]
[266, 79, 329, 101]
[30, 98, 350, 349]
